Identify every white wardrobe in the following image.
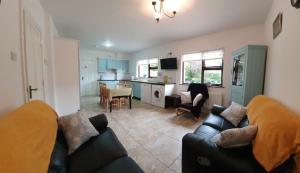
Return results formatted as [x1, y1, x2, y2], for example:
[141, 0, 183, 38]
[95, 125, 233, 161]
[54, 38, 80, 116]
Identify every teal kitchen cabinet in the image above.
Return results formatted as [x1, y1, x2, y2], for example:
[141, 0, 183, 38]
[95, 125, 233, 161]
[122, 60, 129, 74]
[131, 82, 141, 99]
[97, 59, 107, 72]
[106, 59, 115, 69]
[230, 45, 267, 106]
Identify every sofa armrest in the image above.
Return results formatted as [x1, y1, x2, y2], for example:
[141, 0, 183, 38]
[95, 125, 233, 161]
[211, 105, 227, 115]
[89, 114, 108, 133]
[182, 133, 265, 173]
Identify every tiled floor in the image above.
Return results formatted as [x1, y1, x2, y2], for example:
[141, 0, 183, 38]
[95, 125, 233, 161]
[80, 96, 208, 173]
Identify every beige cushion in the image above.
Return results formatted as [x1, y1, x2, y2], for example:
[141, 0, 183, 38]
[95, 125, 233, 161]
[180, 91, 192, 104]
[59, 112, 99, 154]
[220, 102, 247, 126]
[193, 93, 203, 106]
[211, 125, 258, 148]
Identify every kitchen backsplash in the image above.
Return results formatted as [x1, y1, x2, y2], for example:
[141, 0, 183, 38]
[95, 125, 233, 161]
[99, 69, 131, 80]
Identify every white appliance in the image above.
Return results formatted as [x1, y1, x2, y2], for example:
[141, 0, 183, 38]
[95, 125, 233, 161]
[151, 84, 175, 108]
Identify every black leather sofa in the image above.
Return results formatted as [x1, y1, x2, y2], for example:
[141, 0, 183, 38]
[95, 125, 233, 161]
[182, 105, 295, 173]
[48, 114, 144, 173]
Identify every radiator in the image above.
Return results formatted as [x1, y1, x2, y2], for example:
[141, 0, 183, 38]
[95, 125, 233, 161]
[205, 92, 223, 109]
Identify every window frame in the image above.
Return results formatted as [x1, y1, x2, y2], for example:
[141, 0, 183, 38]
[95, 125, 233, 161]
[148, 64, 158, 78]
[182, 50, 224, 87]
[138, 64, 149, 78]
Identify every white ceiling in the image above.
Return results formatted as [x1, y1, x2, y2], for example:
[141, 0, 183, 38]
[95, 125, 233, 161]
[41, 0, 273, 53]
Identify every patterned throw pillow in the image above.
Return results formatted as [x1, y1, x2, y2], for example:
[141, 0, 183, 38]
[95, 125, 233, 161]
[211, 125, 258, 148]
[220, 102, 247, 126]
[59, 112, 99, 154]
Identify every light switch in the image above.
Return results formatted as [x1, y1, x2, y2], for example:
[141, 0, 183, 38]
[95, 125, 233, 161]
[10, 51, 17, 61]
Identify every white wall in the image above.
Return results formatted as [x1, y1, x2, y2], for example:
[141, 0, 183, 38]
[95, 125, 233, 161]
[130, 25, 267, 106]
[54, 38, 80, 116]
[79, 49, 129, 96]
[0, 0, 24, 115]
[0, 0, 58, 114]
[264, 0, 300, 115]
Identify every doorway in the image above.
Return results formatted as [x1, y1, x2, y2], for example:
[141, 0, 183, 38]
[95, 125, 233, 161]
[22, 11, 45, 101]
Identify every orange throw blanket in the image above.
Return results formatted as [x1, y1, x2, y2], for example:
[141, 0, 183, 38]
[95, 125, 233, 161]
[0, 101, 58, 173]
[247, 95, 300, 172]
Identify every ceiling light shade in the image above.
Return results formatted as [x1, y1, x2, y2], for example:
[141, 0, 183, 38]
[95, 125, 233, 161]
[152, 0, 177, 23]
[103, 42, 113, 48]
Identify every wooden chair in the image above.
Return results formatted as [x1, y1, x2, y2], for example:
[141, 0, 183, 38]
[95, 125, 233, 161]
[102, 87, 120, 112]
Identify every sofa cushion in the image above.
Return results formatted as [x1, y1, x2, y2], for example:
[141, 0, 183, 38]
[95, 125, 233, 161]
[220, 102, 247, 127]
[59, 112, 99, 154]
[194, 125, 221, 142]
[203, 114, 235, 131]
[211, 125, 258, 148]
[91, 157, 144, 173]
[48, 130, 68, 173]
[68, 128, 128, 173]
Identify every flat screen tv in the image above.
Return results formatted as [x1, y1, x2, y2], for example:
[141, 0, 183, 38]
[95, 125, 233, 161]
[160, 58, 177, 70]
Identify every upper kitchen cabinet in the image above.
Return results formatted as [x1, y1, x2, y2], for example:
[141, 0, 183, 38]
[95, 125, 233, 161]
[98, 58, 129, 73]
[97, 59, 107, 72]
[230, 45, 267, 106]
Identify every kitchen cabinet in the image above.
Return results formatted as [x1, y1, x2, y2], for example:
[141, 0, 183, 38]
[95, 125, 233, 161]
[141, 83, 152, 104]
[230, 45, 267, 106]
[97, 59, 107, 72]
[131, 82, 141, 99]
[98, 59, 129, 73]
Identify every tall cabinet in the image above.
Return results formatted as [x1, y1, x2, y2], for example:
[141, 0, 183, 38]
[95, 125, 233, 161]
[230, 45, 267, 106]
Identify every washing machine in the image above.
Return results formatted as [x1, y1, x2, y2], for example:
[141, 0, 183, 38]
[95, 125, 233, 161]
[151, 85, 165, 108]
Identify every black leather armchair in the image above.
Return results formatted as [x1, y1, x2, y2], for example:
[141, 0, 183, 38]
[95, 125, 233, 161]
[48, 114, 144, 173]
[176, 83, 209, 119]
[182, 105, 295, 173]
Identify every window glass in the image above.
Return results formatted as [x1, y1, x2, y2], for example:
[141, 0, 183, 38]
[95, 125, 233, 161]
[204, 70, 222, 85]
[183, 61, 202, 83]
[182, 49, 224, 86]
[138, 64, 148, 78]
[204, 59, 222, 67]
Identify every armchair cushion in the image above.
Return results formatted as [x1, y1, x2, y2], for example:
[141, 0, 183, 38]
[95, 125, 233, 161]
[193, 93, 203, 106]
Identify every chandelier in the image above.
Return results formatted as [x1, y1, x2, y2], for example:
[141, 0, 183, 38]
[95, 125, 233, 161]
[151, 0, 177, 23]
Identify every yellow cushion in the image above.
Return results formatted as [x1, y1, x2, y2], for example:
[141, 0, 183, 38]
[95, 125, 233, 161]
[247, 95, 300, 172]
[0, 101, 58, 173]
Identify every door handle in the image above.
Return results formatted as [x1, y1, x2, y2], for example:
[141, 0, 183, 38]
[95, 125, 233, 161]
[29, 85, 38, 99]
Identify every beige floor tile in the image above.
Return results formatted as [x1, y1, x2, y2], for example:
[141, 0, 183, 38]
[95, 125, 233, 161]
[128, 146, 168, 173]
[169, 155, 182, 173]
[144, 134, 182, 166]
[80, 96, 205, 173]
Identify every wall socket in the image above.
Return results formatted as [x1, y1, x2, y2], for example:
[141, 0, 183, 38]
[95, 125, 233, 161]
[10, 51, 17, 61]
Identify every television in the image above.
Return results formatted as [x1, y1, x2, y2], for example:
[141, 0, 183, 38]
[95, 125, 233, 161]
[160, 58, 177, 70]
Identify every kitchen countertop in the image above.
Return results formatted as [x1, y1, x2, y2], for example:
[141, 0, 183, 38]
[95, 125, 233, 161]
[97, 79, 176, 86]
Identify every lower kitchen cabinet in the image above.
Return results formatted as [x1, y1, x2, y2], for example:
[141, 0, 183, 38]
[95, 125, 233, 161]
[132, 83, 141, 99]
[141, 83, 152, 104]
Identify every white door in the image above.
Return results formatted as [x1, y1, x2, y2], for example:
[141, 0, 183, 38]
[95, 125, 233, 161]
[80, 60, 98, 96]
[24, 13, 45, 101]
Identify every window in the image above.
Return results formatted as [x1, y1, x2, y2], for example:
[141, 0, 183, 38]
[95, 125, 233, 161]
[182, 50, 224, 86]
[149, 58, 158, 78]
[137, 58, 158, 78]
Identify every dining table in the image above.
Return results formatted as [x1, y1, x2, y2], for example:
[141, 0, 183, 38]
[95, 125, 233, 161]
[108, 86, 132, 112]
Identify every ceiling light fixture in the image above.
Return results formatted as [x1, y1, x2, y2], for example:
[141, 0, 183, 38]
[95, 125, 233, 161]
[152, 0, 177, 23]
[102, 42, 113, 48]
